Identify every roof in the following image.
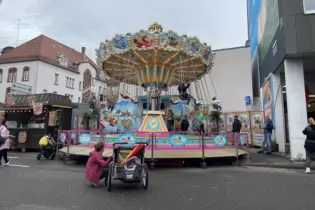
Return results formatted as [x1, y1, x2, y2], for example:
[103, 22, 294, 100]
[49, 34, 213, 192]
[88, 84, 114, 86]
[0, 93, 77, 108]
[0, 35, 102, 77]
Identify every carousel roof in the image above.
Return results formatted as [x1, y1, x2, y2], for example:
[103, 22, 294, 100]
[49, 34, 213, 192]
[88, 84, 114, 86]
[96, 22, 215, 86]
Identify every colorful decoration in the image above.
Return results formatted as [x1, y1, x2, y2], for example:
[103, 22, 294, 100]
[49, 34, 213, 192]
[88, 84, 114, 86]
[140, 113, 168, 132]
[117, 133, 137, 145]
[78, 133, 92, 145]
[96, 22, 215, 87]
[168, 134, 188, 146]
[214, 135, 227, 147]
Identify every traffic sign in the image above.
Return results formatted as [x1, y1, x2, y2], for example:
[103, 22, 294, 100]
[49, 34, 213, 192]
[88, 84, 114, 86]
[11, 83, 32, 95]
[245, 96, 251, 105]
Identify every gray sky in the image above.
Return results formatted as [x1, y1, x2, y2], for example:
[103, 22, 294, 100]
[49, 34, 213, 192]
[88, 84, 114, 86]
[0, 0, 248, 61]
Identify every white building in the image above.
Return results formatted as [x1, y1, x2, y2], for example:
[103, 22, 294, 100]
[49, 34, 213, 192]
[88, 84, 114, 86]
[122, 44, 253, 112]
[0, 35, 108, 103]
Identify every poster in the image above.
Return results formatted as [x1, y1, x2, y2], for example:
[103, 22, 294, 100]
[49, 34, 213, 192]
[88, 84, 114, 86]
[236, 112, 250, 133]
[225, 112, 235, 131]
[262, 78, 275, 125]
[48, 111, 57, 126]
[250, 111, 264, 146]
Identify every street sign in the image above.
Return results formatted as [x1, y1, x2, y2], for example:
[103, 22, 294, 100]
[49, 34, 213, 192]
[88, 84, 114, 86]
[11, 83, 32, 95]
[245, 96, 251, 105]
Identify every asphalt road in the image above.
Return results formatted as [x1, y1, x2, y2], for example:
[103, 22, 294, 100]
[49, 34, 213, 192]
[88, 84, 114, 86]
[1, 153, 315, 210]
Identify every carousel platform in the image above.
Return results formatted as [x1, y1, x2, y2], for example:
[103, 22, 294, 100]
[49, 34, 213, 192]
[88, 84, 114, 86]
[58, 145, 247, 159]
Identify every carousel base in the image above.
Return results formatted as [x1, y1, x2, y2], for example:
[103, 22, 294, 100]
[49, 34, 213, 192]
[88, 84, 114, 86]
[59, 145, 247, 159]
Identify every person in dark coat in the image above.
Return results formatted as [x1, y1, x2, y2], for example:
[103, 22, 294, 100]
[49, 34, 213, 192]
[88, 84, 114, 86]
[170, 83, 200, 107]
[232, 115, 242, 145]
[180, 115, 190, 134]
[258, 115, 274, 154]
[303, 118, 315, 174]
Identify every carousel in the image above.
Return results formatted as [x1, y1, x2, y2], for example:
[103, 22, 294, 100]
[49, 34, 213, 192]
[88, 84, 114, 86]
[58, 22, 247, 161]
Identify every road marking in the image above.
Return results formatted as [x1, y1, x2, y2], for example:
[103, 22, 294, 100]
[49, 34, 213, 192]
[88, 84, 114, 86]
[8, 156, 19, 159]
[8, 164, 30, 168]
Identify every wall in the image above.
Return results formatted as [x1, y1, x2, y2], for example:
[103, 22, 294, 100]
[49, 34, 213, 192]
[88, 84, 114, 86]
[0, 61, 39, 102]
[35, 61, 82, 102]
[282, 0, 315, 55]
[200, 47, 253, 112]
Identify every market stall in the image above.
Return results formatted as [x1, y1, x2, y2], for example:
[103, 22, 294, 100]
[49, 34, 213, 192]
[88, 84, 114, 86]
[0, 93, 77, 151]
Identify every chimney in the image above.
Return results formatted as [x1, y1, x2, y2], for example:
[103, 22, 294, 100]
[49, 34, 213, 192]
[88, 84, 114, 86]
[81, 47, 86, 55]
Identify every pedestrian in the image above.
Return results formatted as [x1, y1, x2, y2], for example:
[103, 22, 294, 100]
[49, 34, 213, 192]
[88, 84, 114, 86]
[232, 115, 242, 145]
[85, 142, 113, 187]
[303, 117, 315, 174]
[0, 119, 13, 166]
[258, 115, 274, 154]
[166, 109, 174, 132]
[180, 115, 190, 135]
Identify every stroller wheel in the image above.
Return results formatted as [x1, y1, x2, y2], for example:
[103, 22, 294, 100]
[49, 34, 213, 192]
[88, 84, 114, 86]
[49, 153, 56, 160]
[142, 165, 149, 190]
[37, 154, 42, 160]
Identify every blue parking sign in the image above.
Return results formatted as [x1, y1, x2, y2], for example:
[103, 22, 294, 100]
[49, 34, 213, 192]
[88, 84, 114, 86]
[245, 96, 251, 105]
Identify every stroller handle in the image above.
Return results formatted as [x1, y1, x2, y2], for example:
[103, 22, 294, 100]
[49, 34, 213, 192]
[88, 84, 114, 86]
[135, 142, 149, 146]
[113, 142, 129, 146]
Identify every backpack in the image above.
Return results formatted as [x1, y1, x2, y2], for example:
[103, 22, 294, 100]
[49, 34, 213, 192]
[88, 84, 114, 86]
[0, 126, 6, 146]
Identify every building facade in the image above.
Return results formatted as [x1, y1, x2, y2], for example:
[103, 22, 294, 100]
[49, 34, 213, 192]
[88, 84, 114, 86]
[0, 35, 109, 104]
[248, 0, 315, 160]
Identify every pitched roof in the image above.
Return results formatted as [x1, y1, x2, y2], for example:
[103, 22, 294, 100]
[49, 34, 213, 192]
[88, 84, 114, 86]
[0, 35, 102, 76]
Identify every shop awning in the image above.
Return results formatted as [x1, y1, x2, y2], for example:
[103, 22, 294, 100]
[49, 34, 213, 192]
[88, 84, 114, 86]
[1, 93, 78, 110]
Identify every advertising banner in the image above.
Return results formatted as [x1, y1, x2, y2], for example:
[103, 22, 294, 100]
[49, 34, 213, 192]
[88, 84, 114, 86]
[250, 111, 264, 146]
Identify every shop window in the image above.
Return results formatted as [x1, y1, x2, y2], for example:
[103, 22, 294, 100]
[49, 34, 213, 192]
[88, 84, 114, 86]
[79, 81, 82, 91]
[5, 87, 10, 102]
[0, 69, 2, 83]
[54, 73, 59, 85]
[7, 67, 17, 82]
[22, 66, 30, 81]
[303, 0, 315, 14]
[83, 69, 92, 90]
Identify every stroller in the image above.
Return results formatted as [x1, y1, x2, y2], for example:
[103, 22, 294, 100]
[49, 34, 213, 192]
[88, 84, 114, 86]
[37, 134, 57, 160]
[107, 142, 149, 192]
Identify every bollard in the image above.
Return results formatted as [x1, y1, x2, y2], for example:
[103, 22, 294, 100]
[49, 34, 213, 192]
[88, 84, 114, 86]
[150, 133, 155, 169]
[200, 133, 207, 169]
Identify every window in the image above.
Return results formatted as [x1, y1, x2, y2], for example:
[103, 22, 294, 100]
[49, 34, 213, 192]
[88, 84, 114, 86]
[0, 69, 2, 83]
[79, 81, 82, 90]
[83, 70, 92, 90]
[70, 95, 73, 100]
[54, 73, 59, 85]
[7, 68, 17, 82]
[78, 97, 81, 103]
[53, 91, 57, 94]
[43, 89, 47, 93]
[66, 77, 69, 87]
[71, 79, 75, 88]
[22, 66, 30, 81]
[303, 0, 315, 14]
[99, 86, 101, 94]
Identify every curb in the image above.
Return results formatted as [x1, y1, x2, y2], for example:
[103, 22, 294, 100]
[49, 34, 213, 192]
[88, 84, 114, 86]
[238, 162, 308, 170]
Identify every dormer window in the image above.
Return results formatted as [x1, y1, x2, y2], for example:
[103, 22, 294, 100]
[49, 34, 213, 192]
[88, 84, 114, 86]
[56, 54, 68, 67]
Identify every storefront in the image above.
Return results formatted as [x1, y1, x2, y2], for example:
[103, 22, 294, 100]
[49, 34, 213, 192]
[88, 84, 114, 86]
[0, 93, 77, 151]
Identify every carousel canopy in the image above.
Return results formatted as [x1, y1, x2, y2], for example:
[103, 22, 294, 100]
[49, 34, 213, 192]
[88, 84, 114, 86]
[96, 22, 215, 87]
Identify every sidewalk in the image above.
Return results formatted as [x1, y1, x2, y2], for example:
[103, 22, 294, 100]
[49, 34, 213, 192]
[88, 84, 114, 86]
[239, 148, 309, 169]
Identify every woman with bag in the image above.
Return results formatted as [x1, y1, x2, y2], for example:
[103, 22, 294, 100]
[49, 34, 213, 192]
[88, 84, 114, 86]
[303, 117, 315, 174]
[0, 119, 13, 166]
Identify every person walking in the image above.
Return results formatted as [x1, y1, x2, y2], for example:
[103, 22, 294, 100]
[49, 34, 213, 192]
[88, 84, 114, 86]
[166, 109, 174, 132]
[303, 117, 315, 174]
[0, 119, 12, 166]
[232, 115, 242, 145]
[258, 115, 274, 154]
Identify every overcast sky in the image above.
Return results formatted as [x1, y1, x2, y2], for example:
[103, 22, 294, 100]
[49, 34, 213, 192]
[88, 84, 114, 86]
[0, 0, 248, 61]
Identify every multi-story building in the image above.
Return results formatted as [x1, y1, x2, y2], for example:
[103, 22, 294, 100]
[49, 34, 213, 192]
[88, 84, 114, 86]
[0, 35, 109, 104]
[248, 0, 315, 159]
